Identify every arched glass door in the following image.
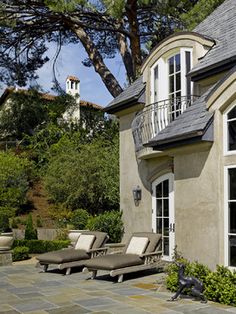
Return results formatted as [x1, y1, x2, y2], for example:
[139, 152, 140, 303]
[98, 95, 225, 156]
[152, 173, 175, 261]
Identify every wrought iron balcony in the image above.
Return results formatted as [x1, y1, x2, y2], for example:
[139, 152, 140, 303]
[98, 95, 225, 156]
[132, 95, 198, 152]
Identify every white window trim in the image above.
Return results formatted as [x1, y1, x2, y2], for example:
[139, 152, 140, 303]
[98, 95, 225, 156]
[224, 165, 236, 269]
[150, 47, 193, 104]
[223, 101, 236, 156]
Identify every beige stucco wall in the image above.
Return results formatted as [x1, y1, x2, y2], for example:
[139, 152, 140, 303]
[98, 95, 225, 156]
[119, 110, 172, 241]
[118, 32, 236, 269]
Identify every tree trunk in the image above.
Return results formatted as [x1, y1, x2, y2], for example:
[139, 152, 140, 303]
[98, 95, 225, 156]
[70, 25, 123, 98]
[116, 29, 135, 84]
[125, 0, 142, 77]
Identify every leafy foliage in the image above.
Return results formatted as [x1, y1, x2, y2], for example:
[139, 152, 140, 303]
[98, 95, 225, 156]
[0, 89, 78, 140]
[181, 0, 225, 30]
[43, 131, 119, 213]
[70, 209, 91, 230]
[0, 212, 11, 233]
[12, 239, 70, 253]
[0, 0, 205, 95]
[166, 259, 236, 306]
[87, 210, 124, 243]
[24, 214, 38, 240]
[0, 151, 34, 211]
[204, 266, 236, 305]
[12, 246, 29, 262]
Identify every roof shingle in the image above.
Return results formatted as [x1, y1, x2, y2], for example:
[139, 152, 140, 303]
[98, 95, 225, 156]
[190, 0, 236, 77]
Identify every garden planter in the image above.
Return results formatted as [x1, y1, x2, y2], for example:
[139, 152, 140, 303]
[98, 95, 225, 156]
[0, 232, 14, 251]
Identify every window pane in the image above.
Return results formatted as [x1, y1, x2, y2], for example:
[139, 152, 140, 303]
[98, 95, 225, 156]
[175, 54, 181, 72]
[169, 57, 174, 74]
[176, 73, 181, 91]
[164, 218, 169, 236]
[156, 199, 162, 217]
[186, 51, 191, 96]
[163, 180, 168, 197]
[229, 168, 236, 200]
[229, 235, 236, 266]
[169, 75, 174, 93]
[228, 121, 236, 151]
[164, 199, 169, 217]
[156, 183, 162, 198]
[163, 237, 169, 255]
[229, 202, 236, 233]
[228, 107, 236, 120]
[156, 218, 162, 234]
[154, 66, 158, 101]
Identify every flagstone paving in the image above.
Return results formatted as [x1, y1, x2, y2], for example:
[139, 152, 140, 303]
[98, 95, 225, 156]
[0, 263, 236, 313]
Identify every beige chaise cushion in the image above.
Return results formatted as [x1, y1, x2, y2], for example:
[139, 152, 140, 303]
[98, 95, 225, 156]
[37, 249, 90, 264]
[125, 236, 149, 255]
[84, 254, 143, 270]
[75, 234, 95, 251]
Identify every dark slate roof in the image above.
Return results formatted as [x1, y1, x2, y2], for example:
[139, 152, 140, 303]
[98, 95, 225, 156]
[146, 88, 214, 148]
[104, 77, 145, 114]
[189, 0, 236, 78]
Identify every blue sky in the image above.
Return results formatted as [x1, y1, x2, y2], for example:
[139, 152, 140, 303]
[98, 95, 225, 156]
[36, 42, 126, 107]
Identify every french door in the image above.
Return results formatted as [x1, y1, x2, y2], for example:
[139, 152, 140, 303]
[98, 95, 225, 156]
[152, 173, 175, 261]
[225, 166, 236, 268]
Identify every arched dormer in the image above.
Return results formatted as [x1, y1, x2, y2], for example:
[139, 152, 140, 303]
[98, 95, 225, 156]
[141, 32, 214, 106]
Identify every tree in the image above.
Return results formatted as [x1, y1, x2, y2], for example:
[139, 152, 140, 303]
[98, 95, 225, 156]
[0, 88, 77, 140]
[0, 0, 200, 97]
[43, 131, 119, 214]
[181, 0, 225, 30]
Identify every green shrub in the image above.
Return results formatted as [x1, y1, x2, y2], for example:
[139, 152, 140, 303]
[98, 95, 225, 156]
[0, 151, 34, 210]
[12, 239, 70, 253]
[70, 209, 91, 230]
[0, 211, 12, 233]
[204, 265, 236, 305]
[86, 210, 124, 243]
[24, 214, 37, 240]
[36, 215, 43, 227]
[43, 135, 119, 214]
[12, 246, 29, 261]
[166, 260, 236, 306]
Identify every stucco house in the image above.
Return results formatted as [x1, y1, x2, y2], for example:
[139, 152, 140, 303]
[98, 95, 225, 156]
[0, 75, 102, 127]
[105, 0, 236, 270]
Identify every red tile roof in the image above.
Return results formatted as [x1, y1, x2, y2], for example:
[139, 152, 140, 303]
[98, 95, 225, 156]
[0, 88, 103, 110]
[66, 75, 80, 82]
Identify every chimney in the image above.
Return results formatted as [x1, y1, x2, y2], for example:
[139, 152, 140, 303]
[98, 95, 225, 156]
[66, 75, 80, 103]
[64, 75, 80, 121]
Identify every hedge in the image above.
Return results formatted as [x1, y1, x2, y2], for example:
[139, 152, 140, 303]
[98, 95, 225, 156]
[12, 246, 29, 262]
[12, 239, 70, 253]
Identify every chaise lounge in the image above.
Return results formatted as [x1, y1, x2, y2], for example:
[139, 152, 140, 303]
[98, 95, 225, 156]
[36, 231, 108, 275]
[83, 232, 162, 282]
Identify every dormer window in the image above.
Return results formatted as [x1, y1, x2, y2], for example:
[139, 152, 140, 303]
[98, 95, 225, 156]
[151, 48, 192, 104]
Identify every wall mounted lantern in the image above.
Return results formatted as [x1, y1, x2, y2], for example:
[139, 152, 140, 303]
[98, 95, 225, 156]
[133, 185, 142, 204]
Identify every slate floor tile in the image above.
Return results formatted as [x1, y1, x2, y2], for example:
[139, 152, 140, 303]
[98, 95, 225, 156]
[47, 304, 91, 314]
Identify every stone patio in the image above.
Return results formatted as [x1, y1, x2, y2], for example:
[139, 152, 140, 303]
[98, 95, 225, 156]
[0, 261, 236, 314]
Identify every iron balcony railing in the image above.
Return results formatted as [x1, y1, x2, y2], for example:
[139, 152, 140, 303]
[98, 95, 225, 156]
[132, 95, 199, 152]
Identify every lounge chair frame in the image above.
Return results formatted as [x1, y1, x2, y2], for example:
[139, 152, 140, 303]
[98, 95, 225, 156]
[83, 233, 162, 282]
[36, 232, 108, 275]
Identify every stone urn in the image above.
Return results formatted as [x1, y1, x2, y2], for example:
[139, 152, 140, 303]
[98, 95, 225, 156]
[0, 232, 14, 251]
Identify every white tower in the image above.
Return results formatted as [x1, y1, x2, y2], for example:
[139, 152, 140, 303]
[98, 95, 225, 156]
[64, 75, 81, 121]
[66, 75, 80, 102]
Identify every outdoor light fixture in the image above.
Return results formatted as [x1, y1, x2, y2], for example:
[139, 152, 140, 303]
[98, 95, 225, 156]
[133, 185, 142, 203]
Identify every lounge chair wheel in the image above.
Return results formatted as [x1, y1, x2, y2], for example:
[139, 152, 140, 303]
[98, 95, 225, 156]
[91, 270, 97, 279]
[43, 265, 48, 272]
[66, 267, 71, 275]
